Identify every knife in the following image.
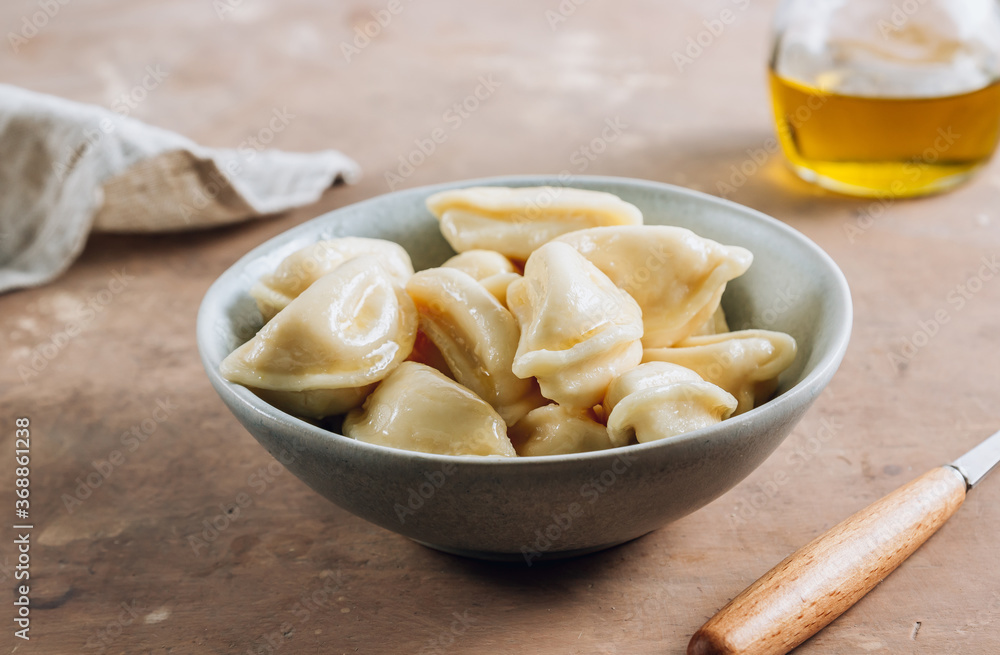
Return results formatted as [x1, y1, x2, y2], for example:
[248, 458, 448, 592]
[688, 429, 1000, 655]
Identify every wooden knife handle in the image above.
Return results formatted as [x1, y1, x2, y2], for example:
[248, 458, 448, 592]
[688, 466, 967, 655]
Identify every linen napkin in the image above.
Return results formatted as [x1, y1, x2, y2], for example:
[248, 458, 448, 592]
[0, 84, 360, 293]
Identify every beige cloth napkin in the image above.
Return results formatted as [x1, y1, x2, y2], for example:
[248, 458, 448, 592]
[0, 84, 360, 293]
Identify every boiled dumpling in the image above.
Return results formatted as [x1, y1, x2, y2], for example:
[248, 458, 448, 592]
[508, 405, 615, 457]
[251, 237, 414, 321]
[554, 226, 752, 347]
[605, 362, 737, 446]
[220, 256, 417, 418]
[691, 306, 729, 337]
[478, 272, 521, 309]
[406, 331, 454, 379]
[440, 250, 522, 308]
[426, 186, 643, 261]
[602, 361, 705, 418]
[406, 268, 544, 425]
[252, 386, 376, 419]
[642, 329, 797, 415]
[441, 250, 517, 279]
[343, 362, 516, 457]
[508, 241, 644, 409]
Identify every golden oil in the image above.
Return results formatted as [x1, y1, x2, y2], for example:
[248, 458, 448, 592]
[769, 70, 1000, 197]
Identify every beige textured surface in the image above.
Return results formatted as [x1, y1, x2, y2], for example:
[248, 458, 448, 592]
[1, 1, 999, 653]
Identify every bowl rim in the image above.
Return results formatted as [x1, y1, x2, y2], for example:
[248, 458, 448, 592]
[197, 174, 853, 467]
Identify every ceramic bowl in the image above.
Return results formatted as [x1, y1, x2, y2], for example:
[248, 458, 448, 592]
[197, 175, 852, 561]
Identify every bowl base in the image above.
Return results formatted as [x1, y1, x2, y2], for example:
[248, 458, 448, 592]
[411, 537, 639, 563]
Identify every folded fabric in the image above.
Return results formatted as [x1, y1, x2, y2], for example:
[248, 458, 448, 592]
[0, 84, 360, 293]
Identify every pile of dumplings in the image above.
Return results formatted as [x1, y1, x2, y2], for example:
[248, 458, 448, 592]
[220, 186, 797, 458]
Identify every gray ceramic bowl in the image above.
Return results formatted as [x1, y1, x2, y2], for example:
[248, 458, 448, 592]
[197, 175, 852, 562]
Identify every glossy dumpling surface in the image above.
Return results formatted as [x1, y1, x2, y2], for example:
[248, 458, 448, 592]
[508, 241, 644, 409]
[691, 306, 729, 337]
[606, 378, 737, 446]
[508, 405, 614, 457]
[406, 331, 454, 379]
[426, 186, 643, 261]
[220, 256, 417, 417]
[554, 226, 752, 347]
[406, 267, 544, 425]
[343, 362, 516, 457]
[252, 386, 375, 419]
[441, 250, 517, 279]
[440, 250, 522, 308]
[478, 272, 521, 309]
[642, 329, 797, 415]
[602, 361, 705, 418]
[251, 237, 414, 321]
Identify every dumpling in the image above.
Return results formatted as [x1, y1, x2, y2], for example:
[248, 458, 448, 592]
[478, 272, 521, 309]
[343, 362, 516, 457]
[251, 237, 414, 321]
[252, 386, 375, 419]
[607, 380, 737, 446]
[605, 362, 737, 446]
[406, 331, 454, 379]
[220, 256, 417, 418]
[553, 226, 752, 347]
[440, 250, 522, 308]
[602, 361, 704, 418]
[642, 329, 797, 415]
[441, 250, 517, 279]
[426, 186, 643, 261]
[508, 241, 644, 409]
[508, 405, 615, 457]
[406, 268, 544, 425]
[691, 306, 729, 337]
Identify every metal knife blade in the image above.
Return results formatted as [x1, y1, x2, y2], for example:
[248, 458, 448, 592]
[948, 428, 1000, 490]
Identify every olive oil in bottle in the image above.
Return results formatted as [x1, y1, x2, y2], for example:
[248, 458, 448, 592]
[769, 71, 1000, 197]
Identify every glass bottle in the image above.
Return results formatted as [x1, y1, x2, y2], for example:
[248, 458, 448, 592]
[769, 0, 1000, 197]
